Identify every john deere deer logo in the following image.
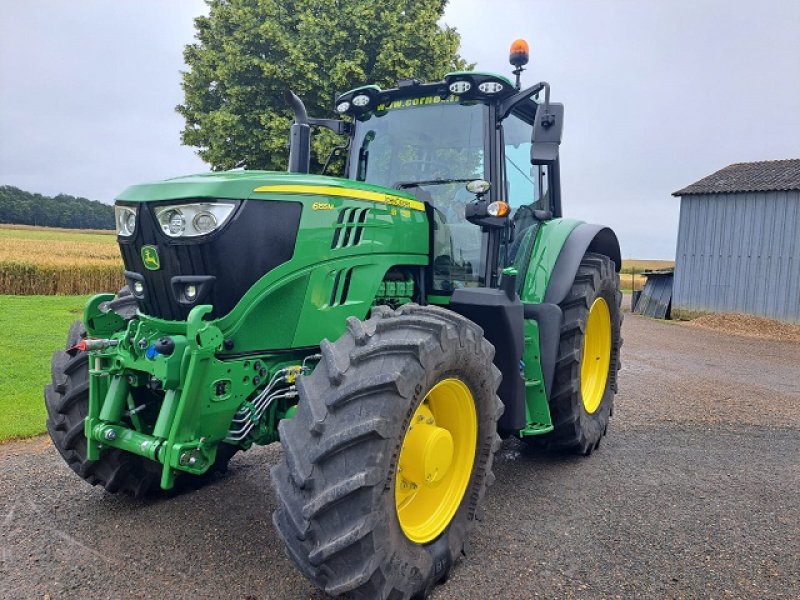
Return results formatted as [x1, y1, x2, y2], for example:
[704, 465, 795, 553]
[141, 246, 160, 270]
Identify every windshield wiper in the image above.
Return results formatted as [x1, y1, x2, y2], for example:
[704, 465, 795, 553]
[395, 178, 476, 189]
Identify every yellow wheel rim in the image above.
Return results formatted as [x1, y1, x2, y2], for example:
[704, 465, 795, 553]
[580, 297, 612, 414]
[395, 378, 477, 544]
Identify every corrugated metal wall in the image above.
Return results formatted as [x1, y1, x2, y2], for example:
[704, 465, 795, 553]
[673, 190, 800, 323]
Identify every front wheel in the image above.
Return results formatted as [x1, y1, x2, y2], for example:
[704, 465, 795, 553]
[271, 304, 503, 599]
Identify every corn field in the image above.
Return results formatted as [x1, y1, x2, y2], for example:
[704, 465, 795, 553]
[0, 225, 124, 295]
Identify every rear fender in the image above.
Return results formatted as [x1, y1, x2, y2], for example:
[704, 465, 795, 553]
[518, 221, 621, 422]
[544, 223, 621, 305]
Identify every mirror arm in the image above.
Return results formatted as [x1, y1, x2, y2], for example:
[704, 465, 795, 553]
[538, 84, 554, 128]
[498, 81, 549, 121]
[308, 118, 352, 136]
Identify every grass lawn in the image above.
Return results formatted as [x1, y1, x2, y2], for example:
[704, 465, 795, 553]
[0, 295, 88, 441]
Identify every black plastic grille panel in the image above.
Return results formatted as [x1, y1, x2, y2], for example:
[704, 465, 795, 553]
[118, 199, 302, 320]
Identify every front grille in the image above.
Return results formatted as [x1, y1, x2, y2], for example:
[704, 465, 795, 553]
[119, 199, 302, 320]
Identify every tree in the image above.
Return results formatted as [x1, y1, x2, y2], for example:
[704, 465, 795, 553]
[177, 0, 469, 173]
[0, 186, 114, 230]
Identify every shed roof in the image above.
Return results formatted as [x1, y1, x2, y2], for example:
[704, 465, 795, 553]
[673, 159, 800, 196]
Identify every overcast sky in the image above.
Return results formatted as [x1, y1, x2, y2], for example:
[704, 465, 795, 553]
[1, 1, 798, 258]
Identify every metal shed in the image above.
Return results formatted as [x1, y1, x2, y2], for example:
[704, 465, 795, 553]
[672, 159, 800, 324]
[634, 269, 674, 319]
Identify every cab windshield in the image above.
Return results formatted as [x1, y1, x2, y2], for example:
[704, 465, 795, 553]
[348, 100, 486, 292]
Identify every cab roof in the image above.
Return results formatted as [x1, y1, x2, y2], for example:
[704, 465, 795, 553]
[334, 71, 520, 119]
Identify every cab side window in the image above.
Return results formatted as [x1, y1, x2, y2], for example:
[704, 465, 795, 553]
[502, 112, 548, 212]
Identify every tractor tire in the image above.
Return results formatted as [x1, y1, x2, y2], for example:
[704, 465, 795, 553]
[530, 252, 622, 455]
[45, 295, 237, 496]
[271, 304, 503, 600]
[45, 320, 163, 496]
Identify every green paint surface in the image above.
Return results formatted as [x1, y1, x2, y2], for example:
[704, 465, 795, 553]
[519, 218, 583, 304]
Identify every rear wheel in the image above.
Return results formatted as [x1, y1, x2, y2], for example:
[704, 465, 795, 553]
[531, 252, 622, 454]
[271, 304, 502, 599]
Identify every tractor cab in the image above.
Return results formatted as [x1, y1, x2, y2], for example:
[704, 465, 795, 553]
[345, 93, 489, 293]
[288, 41, 564, 295]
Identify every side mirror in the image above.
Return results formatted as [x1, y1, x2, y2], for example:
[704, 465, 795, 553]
[531, 102, 564, 166]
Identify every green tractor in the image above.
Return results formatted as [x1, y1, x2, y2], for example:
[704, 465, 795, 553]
[45, 40, 621, 599]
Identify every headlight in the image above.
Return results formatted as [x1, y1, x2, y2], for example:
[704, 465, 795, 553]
[115, 205, 137, 237]
[192, 211, 217, 233]
[154, 201, 237, 238]
[336, 101, 351, 113]
[352, 94, 370, 107]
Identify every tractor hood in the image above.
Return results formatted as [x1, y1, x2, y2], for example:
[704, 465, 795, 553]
[116, 171, 420, 207]
[113, 170, 429, 346]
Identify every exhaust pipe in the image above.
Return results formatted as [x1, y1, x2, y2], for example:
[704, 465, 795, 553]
[284, 90, 311, 174]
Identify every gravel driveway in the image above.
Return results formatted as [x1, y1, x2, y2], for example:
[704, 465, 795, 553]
[1, 313, 798, 599]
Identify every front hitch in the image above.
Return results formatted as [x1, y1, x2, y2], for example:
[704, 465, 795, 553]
[83, 304, 226, 489]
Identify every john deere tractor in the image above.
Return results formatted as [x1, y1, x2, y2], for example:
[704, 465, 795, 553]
[45, 40, 621, 599]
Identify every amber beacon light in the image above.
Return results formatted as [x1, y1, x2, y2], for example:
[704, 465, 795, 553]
[509, 38, 530, 67]
[509, 38, 530, 88]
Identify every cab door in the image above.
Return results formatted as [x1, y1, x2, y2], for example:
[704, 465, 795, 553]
[500, 110, 551, 268]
